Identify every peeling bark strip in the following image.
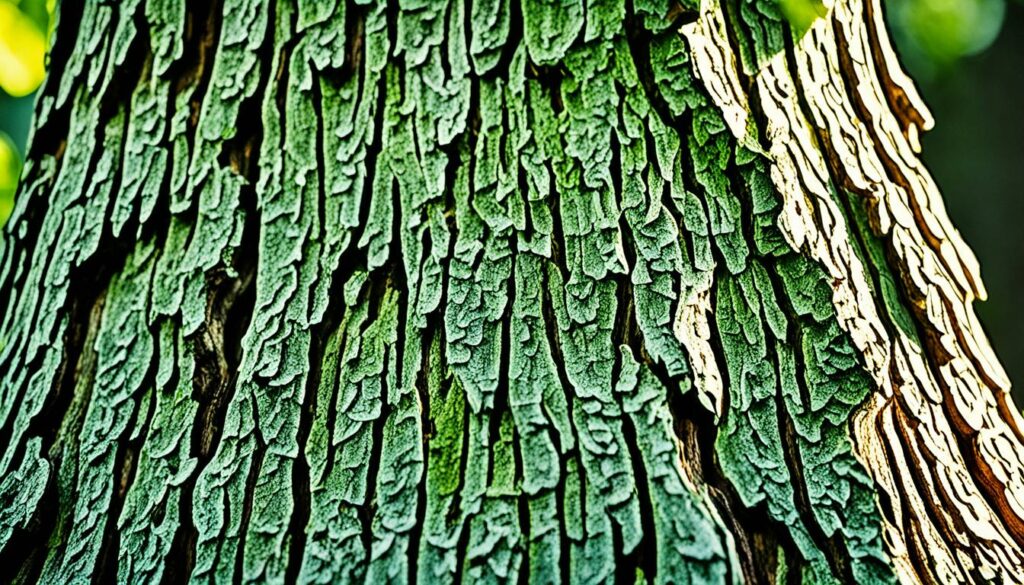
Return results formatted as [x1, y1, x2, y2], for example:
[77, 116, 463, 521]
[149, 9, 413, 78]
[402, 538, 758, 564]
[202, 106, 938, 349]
[0, 0, 1021, 583]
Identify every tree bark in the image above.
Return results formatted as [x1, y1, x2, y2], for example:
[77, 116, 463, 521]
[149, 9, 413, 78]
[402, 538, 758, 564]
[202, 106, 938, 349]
[0, 0, 1021, 583]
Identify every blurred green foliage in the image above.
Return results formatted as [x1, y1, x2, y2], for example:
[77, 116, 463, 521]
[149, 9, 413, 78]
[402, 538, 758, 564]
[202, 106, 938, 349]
[888, 0, 1012, 77]
[0, 132, 18, 224]
[778, 0, 828, 36]
[0, 0, 48, 97]
[0, 0, 51, 226]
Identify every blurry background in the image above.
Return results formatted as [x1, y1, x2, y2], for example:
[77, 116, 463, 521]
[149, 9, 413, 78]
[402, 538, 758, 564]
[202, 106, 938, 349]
[0, 0, 1021, 397]
[0, 0, 50, 226]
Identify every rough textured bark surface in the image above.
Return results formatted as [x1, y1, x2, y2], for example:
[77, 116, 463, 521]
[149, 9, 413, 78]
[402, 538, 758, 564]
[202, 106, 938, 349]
[0, 0, 1021, 583]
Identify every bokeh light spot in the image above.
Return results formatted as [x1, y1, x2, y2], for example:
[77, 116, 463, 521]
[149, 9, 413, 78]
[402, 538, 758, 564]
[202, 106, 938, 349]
[0, 132, 20, 227]
[0, 0, 47, 98]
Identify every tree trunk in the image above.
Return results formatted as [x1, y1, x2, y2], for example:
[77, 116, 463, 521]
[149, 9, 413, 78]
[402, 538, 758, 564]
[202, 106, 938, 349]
[1, 0, 1021, 583]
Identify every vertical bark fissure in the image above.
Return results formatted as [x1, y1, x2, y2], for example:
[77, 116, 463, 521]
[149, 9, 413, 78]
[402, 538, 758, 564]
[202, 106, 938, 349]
[5, 2, 1024, 583]
[0, 282, 107, 583]
[94, 374, 156, 584]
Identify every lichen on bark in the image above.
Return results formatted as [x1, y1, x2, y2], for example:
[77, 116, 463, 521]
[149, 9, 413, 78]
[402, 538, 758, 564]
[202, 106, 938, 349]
[0, 0, 1021, 584]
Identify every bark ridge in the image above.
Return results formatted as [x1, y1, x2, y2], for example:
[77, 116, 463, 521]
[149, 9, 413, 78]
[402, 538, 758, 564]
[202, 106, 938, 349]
[0, 0, 1021, 583]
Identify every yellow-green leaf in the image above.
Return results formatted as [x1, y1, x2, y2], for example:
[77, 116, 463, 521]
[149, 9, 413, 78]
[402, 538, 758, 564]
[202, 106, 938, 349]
[0, 132, 19, 226]
[779, 0, 828, 37]
[0, 1, 47, 97]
